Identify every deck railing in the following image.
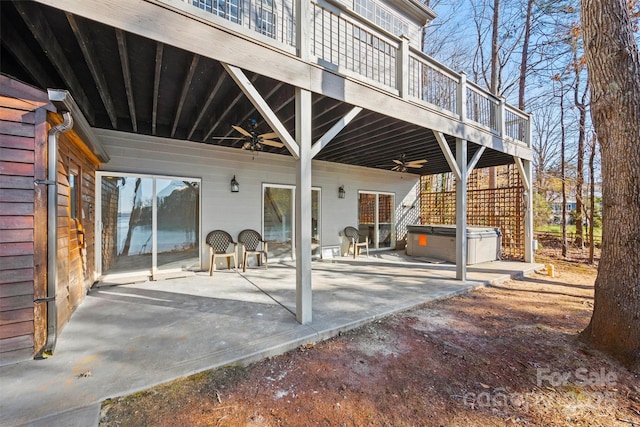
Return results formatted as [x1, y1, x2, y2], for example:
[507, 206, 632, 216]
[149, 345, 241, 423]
[311, 3, 398, 88]
[179, 0, 530, 147]
[407, 51, 458, 114]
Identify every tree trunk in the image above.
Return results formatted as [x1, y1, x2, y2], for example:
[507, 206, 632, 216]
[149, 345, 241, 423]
[588, 135, 596, 264]
[573, 42, 587, 248]
[490, 0, 500, 95]
[580, 0, 640, 372]
[559, 85, 568, 258]
[518, 0, 533, 111]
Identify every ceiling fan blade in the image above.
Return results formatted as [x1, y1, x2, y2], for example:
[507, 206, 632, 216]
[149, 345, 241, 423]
[232, 125, 252, 137]
[407, 160, 427, 167]
[392, 159, 403, 164]
[211, 136, 245, 140]
[261, 139, 284, 148]
[259, 132, 278, 140]
[407, 164, 425, 168]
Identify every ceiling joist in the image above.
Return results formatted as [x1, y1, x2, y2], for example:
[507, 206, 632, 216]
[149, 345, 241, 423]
[222, 63, 298, 159]
[14, 1, 94, 122]
[116, 29, 137, 132]
[171, 54, 199, 137]
[152, 42, 163, 135]
[66, 13, 118, 128]
[0, 20, 51, 89]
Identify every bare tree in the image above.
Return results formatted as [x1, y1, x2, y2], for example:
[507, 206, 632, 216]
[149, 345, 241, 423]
[580, 0, 640, 371]
[569, 33, 589, 248]
[530, 100, 563, 194]
[587, 132, 597, 264]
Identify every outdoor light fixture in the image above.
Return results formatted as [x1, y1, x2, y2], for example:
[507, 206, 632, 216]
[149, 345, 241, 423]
[338, 185, 345, 199]
[230, 175, 239, 193]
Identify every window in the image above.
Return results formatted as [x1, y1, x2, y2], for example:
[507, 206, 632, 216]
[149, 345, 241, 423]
[353, 0, 408, 37]
[69, 166, 80, 219]
[358, 191, 395, 249]
[355, 0, 374, 21]
[193, 0, 242, 24]
[257, 0, 276, 38]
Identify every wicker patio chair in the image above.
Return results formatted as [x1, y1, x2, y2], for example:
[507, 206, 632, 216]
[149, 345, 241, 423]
[238, 229, 268, 272]
[205, 230, 238, 274]
[344, 226, 369, 258]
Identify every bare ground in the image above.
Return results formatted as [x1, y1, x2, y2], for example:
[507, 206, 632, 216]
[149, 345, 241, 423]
[100, 243, 640, 426]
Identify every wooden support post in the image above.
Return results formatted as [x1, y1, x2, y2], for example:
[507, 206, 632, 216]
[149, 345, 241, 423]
[457, 72, 467, 122]
[222, 63, 299, 158]
[295, 88, 313, 324]
[311, 107, 362, 158]
[397, 35, 410, 99]
[522, 159, 534, 262]
[456, 138, 468, 281]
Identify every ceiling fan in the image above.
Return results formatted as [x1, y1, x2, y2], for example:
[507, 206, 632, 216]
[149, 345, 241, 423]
[387, 154, 427, 173]
[212, 118, 284, 152]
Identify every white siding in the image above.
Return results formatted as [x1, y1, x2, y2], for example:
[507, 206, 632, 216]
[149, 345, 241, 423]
[95, 129, 419, 268]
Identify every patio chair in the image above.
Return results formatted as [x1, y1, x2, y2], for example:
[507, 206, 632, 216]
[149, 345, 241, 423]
[238, 229, 268, 272]
[205, 230, 238, 274]
[344, 226, 369, 258]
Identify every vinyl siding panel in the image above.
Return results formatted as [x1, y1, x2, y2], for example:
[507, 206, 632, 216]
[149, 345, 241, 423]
[96, 129, 419, 269]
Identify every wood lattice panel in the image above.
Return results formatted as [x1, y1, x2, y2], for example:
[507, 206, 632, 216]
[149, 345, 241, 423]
[419, 165, 525, 260]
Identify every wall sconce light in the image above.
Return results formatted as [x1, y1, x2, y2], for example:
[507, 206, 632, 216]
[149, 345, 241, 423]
[230, 175, 239, 193]
[338, 185, 345, 199]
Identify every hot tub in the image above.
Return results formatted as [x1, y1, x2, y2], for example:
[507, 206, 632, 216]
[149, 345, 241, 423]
[406, 224, 501, 264]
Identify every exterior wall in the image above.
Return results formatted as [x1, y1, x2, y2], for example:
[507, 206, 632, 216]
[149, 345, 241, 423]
[0, 76, 100, 366]
[0, 78, 49, 366]
[95, 129, 419, 270]
[52, 116, 99, 333]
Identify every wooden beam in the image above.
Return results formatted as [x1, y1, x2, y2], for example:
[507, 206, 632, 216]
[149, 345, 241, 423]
[0, 21, 51, 89]
[152, 43, 163, 135]
[14, 1, 94, 123]
[222, 63, 298, 158]
[115, 29, 137, 132]
[465, 146, 486, 179]
[219, 82, 285, 139]
[171, 54, 199, 138]
[187, 73, 226, 140]
[202, 75, 258, 142]
[311, 107, 362, 158]
[434, 131, 461, 181]
[34, 0, 533, 161]
[514, 157, 531, 192]
[66, 13, 118, 128]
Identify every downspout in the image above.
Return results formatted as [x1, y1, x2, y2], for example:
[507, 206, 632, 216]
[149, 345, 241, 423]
[35, 111, 73, 359]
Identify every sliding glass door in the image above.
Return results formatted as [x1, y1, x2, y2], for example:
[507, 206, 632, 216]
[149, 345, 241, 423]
[262, 184, 321, 260]
[358, 191, 395, 249]
[98, 173, 200, 277]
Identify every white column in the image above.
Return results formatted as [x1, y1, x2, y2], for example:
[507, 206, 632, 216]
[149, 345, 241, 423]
[523, 159, 534, 263]
[457, 72, 467, 122]
[397, 35, 410, 99]
[295, 87, 313, 324]
[456, 138, 468, 281]
[296, 0, 310, 61]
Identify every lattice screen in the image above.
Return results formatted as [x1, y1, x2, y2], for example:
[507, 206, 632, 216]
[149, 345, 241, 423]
[419, 164, 525, 260]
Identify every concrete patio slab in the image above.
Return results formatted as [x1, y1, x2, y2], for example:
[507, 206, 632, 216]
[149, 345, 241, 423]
[0, 253, 541, 426]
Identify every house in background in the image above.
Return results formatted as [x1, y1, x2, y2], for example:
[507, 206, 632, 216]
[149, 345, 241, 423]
[0, 0, 534, 366]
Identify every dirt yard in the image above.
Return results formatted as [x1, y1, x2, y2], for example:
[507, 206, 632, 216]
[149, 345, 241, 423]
[100, 243, 640, 426]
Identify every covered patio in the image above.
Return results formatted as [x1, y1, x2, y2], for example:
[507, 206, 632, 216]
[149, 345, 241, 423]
[0, 254, 540, 426]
